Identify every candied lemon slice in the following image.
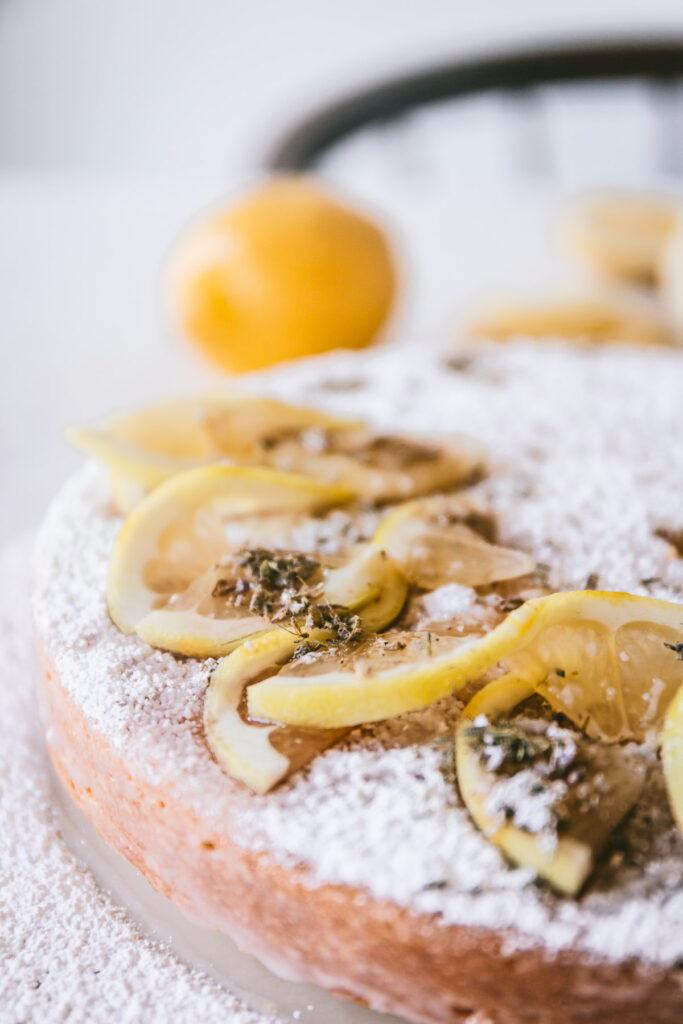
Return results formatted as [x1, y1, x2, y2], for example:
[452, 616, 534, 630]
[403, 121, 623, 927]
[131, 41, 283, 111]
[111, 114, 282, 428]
[465, 290, 673, 347]
[662, 682, 683, 834]
[206, 631, 300, 792]
[251, 428, 485, 503]
[497, 591, 683, 743]
[68, 394, 361, 497]
[247, 629, 488, 728]
[562, 191, 677, 285]
[205, 629, 348, 793]
[456, 673, 646, 895]
[107, 465, 356, 654]
[247, 590, 683, 735]
[69, 393, 482, 506]
[373, 496, 535, 589]
[205, 564, 407, 792]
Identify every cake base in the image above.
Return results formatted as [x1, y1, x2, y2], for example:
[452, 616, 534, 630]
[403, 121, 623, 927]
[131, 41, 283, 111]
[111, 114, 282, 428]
[45, 740, 394, 1024]
[38, 638, 683, 1024]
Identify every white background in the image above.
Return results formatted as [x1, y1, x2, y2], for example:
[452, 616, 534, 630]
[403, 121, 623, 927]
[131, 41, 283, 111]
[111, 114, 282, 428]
[3, 0, 683, 541]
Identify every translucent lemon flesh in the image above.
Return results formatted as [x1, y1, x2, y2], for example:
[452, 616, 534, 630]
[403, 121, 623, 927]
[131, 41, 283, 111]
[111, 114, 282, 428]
[456, 673, 646, 895]
[163, 176, 397, 373]
[373, 496, 535, 588]
[249, 430, 485, 504]
[504, 594, 683, 743]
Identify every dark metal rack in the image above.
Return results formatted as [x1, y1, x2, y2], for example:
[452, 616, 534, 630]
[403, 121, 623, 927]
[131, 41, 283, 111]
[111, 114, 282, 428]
[266, 38, 683, 172]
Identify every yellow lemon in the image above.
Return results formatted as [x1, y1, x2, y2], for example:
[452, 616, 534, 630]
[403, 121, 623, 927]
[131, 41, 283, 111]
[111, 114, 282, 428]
[163, 176, 397, 372]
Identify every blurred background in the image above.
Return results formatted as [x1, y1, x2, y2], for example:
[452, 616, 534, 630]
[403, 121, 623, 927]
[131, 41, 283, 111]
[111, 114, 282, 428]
[3, 0, 683, 542]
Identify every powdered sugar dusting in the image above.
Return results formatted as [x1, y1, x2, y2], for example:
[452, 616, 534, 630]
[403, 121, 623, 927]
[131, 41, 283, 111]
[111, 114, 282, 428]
[33, 342, 683, 970]
[1, 534, 284, 1024]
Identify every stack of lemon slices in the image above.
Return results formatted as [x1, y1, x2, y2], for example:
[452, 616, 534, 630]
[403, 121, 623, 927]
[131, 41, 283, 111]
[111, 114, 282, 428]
[70, 392, 683, 895]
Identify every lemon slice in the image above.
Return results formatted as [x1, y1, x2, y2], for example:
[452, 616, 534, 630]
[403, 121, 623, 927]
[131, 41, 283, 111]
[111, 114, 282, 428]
[108, 473, 148, 516]
[107, 464, 357, 656]
[247, 589, 683, 734]
[373, 496, 535, 589]
[246, 629, 486, 729]
[662, 681, 683, 833]
[69, 393, 482, 507]
[137, 543, 404, 660]
[68, 394, 361, 500]
[492, 590, 683, 743]
[205, 563, 407, 793]
[465, 290, 674, 347]
[562, 191, 677, 285]
[659, 210, 683, 334]
[251, 428, 485, 503]
[456, 673, 646, 895]
[205, 629, 349, 793]
[163, 176, 397, 372]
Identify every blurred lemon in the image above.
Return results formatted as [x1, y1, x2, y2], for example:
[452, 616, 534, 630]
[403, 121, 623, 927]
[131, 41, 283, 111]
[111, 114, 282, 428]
[164, 177, 397, 372]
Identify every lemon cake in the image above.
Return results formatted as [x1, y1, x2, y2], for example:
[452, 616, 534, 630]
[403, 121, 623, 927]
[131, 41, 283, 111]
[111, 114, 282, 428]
[34, 342, 683, 1024]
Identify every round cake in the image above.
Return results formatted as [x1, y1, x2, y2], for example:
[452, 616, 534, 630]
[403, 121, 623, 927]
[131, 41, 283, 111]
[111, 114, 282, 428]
[33, 343, 683, 1024]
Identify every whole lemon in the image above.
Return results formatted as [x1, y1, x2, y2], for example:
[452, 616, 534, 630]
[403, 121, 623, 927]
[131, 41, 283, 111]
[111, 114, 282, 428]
[164, 176, 397, 373]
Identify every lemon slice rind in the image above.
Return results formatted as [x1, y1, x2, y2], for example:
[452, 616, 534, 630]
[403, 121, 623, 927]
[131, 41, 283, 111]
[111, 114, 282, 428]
[205, 630, 299, 794]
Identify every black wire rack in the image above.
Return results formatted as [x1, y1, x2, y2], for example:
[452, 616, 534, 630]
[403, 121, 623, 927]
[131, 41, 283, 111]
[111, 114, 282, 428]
[266, 38, 683, 176]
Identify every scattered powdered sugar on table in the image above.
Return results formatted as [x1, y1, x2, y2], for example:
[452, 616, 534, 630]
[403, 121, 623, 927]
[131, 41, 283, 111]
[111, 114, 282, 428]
[32, 343, 683, 971]
[0, 535, 285, 1024]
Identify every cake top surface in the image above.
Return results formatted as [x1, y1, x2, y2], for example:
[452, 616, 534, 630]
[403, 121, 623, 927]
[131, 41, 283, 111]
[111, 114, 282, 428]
[33, 341, 683, 968]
